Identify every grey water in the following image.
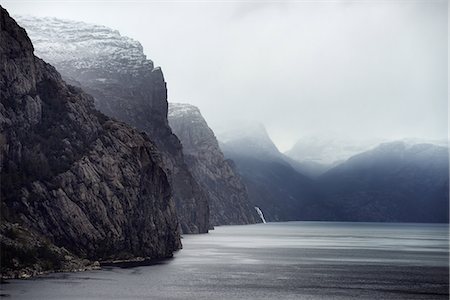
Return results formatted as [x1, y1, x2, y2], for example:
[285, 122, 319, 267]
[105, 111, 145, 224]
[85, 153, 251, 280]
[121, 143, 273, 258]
[1, 222, 449, 299]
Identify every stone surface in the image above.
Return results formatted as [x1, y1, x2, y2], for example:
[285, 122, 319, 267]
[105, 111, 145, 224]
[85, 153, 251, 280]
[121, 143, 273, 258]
[16, 16, 210, 234]
[0, 7, 181, 277]
[168, 103, 260, 226]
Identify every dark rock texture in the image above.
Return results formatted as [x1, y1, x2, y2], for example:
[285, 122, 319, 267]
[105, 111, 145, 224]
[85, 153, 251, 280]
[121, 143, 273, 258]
[318, 141, 449, 222]
[16, 16, 209, 233]
[168, 103, 261, 226]
[0, 7, 181, 277]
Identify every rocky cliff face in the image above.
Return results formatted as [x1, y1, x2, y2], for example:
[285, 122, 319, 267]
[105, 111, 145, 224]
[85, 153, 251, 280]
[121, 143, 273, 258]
[16, 16, 209, 233]
[0, 7, 181, 277]
[168, 103, 261, 226]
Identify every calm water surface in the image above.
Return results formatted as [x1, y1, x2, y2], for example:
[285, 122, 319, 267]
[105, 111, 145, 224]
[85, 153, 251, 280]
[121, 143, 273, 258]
[1, 222, 449, 299]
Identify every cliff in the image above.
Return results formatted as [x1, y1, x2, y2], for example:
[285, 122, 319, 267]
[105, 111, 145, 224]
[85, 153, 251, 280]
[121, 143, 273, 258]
[168, 103, 261, 225]
[16, 16, 210, 233]
[0, 7, 181, 278]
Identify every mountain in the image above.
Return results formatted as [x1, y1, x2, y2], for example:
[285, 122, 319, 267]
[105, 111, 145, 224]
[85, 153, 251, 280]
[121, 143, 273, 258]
[168, 103, 261, 226]
[16, 16, 209, 233]
[0, 7, 180, 278]
[284, 159, 336, 179]
[318, 141, 449, 222]
[218, 122, 334, 222]
[217, 122, 282, 160]
[285, 136, 383, 177]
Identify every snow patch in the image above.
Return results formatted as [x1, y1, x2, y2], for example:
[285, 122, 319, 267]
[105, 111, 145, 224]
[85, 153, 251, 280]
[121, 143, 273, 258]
[15, 16, 157, 78]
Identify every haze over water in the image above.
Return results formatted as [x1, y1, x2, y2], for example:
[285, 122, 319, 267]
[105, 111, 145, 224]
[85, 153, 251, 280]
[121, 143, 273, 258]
[2, 222, 449, 299]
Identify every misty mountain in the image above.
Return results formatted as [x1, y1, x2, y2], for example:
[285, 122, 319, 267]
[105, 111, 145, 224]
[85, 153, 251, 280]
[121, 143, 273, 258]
[318, 141, 449, 223]
[0, 8, 180, 278]
[219, 123, 334, 222]
[217, 122, 282, 160]
[16, 16, 209, 233]
[168, 103, 261, 226]
[285, 136, 383, 177]
[219, 122, 449, 223]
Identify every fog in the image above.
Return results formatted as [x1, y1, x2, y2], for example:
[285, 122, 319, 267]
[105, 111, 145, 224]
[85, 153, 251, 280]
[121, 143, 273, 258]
[4, 0, 448, 151]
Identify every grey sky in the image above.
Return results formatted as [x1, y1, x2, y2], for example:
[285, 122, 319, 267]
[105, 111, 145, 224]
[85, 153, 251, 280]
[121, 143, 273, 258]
[3, 0, 448, 151]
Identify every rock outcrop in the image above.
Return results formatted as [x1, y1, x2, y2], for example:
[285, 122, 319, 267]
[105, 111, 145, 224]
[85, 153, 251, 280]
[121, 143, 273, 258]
[0, 7, 181, 278]
[16, 16, 210, 233]
[168, 103, 260, 226]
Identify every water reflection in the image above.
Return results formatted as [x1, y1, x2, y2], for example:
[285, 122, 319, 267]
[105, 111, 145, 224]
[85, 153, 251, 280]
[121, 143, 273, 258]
[2, 222, 449, 300]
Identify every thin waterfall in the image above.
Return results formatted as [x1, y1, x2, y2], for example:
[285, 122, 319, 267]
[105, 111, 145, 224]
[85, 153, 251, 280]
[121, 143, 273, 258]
[254, 207, 267, 224]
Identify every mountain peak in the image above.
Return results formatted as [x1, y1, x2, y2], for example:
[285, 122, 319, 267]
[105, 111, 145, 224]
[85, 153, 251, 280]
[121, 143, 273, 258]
[168, 102, 202, 119]
[16, 15, 154, 81]
[216, 121, 281, 159]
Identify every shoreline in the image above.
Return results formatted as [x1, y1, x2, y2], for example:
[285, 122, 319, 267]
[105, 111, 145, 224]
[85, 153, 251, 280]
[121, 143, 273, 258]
[1, 254, 178, 280]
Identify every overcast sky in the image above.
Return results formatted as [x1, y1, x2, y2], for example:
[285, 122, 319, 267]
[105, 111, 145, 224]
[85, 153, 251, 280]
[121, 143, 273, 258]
[4, 0, 448, 151]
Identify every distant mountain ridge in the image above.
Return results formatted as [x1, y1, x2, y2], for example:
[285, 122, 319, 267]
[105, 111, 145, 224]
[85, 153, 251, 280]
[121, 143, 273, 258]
[219, 122, 449, 223]
[284, 136, 382, 177]
[285, 136, 381, 165]
[318, 141, 449, 222]
[285, 135, 448, 177]
[219, 123, 334, 222]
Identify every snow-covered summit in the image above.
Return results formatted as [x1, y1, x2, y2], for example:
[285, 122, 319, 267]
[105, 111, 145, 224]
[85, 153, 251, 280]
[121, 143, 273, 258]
[168, 103, 203, 119]
[285, 136, 382, 165]
[16, 16, 154, 80]
[286, 135, 448, 166]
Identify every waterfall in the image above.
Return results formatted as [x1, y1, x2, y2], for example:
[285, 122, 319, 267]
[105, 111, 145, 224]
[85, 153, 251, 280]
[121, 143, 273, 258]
[254, 207, 267, 224]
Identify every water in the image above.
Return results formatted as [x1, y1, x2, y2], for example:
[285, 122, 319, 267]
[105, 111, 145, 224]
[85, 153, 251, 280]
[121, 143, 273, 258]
[1, 222, 449, 299]
[255, 206, 267, 223]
